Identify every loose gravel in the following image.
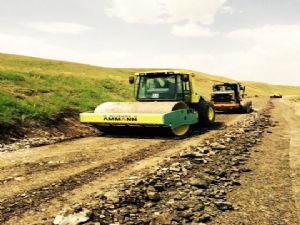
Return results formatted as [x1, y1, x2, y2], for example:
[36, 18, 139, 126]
[54, 102, 274, 225]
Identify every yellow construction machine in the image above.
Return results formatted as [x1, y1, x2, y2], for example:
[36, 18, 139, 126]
[80, 70, 215, 136]
[211, 82, 252, 113]
[270, 93, 282, 98]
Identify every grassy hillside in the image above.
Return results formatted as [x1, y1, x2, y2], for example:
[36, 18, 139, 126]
[0, 52, 300, 129]
[192, 71, 300, 99]
[291, 96, 300, 102]
[0, 53, 136, 128]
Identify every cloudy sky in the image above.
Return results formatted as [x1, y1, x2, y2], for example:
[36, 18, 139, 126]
[0, 0, 300, 85]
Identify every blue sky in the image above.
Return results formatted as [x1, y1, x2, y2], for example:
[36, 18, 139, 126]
[0, 0, 300, 85]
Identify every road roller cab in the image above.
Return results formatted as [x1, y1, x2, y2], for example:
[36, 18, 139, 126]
[130, 71, 199, 104]
[80, 70, 215, 136]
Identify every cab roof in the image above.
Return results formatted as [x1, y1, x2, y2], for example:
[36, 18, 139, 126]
[134, 70, 194, 77]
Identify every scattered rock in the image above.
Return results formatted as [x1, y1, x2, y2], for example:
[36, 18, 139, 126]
[0, 132, 97, 153]
[189, 178, 209, 189]
[198, 213, 211, 222]
[169, 162, 181, 172]
[53, 103, 273, 224]
[214, 201, 234, 211]
[147, 189, 161, 202]
[14, 176, 25, 181]
[210, 143, 227, 150]
[180, 152, 203, 159]
[53, 207, 91, 225]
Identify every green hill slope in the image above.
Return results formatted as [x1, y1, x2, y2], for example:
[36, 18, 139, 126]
[0, 52, 299, 130]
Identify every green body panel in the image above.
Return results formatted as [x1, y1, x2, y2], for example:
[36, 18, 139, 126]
[163, 109, 198, 128]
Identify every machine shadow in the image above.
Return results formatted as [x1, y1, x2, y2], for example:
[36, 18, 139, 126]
[96, 121, 224, 140]
[215, 110, 242, 115]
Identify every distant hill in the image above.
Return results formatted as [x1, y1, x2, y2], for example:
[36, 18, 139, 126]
[0, 52, 299, 130]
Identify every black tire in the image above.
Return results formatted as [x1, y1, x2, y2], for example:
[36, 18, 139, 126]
[197, 100, 215, 126]
[239, 101, 252, 114]
[245, 105, 251, 113]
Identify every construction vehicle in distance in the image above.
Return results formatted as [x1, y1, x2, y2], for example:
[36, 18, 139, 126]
[80, 70, 215, 136]
[210, 82, 252, 113]
[270, 93, 283, 98]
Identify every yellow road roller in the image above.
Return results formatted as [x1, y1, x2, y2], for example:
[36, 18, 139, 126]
[80, 70, 215, 136]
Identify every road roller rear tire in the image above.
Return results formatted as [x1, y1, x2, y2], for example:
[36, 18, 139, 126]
[198, 101, 215, 126]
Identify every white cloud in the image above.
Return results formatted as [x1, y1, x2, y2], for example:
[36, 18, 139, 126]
[221, 6, 236, 15]
[163, 0, 226, 25]
[2, 24, 300, 85]
[171, 22, 219, 37]
[106, 0, 165, 24]
[26, 22, 94, 35]
[221, 25, 300, 84]
[226, 25, 300, 66]
[107, 0, 227, 25]
[119, 25, 300, 85]
[228, 24, 300, 45]
[0, 34, 61, 56]
[0, 33, 131, 67]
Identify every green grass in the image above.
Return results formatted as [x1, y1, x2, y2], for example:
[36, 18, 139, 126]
[0, 54, 135, 127]
[291, 96, 300, 102]
[0, 52, 300, 128]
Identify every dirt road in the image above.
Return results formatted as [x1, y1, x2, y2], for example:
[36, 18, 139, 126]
[210, 97, 300, 225]
[0, 103, 251, 224]
[1, 97, 299, 224]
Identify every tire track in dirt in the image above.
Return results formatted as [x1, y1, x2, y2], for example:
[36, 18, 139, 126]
[0, 140, 179, 222]
[0, 123, 227, 223]
[0, 138, 158, 200]
[0, 138, 124, 184]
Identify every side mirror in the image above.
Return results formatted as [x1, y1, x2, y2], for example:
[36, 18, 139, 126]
[181, 74, 189, 82]
[129, 76, 135, 84]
